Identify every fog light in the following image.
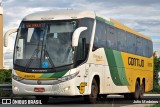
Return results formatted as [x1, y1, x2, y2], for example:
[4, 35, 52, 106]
[64, 86, 70, 91]
[13, 86, 19, 91]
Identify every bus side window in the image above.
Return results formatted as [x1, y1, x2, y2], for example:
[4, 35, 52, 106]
[148, 41, 153, 57]
[143, 39, 148, 57]
[127, 33, 136, 54]
[93, 37, 98, 51]
[136, 37, 143, 56]
[93, 20, 106, 51]
[77, 38, 86, 61]
[116, 29, 127, 52]
[106, 25, 117, 50]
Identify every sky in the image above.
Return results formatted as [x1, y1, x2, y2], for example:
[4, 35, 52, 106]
[1, 0, 160, 68]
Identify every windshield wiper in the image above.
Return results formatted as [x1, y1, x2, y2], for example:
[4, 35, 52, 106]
[25, 48, 39, 71]
[44, 49, 56, 72]
[25, 35, 41, 71]
[24, 48, 56, 72]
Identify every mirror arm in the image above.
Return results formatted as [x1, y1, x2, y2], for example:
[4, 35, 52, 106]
[72, 27, 87, 47]
[4, 28, 18, 47]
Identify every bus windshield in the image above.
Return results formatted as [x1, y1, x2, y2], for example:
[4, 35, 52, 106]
[14, 21, 77, 70]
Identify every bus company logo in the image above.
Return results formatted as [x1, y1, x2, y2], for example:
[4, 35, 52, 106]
[128, 57, 144, 67]
[93, 54, 104, 62]
[37, 80, 42, 85]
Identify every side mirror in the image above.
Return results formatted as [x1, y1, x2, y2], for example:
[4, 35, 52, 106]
[72, 27, 87, 47]
[4, 28, 18, 47]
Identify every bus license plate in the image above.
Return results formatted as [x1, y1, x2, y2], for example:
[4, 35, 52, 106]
[34, 87, 45, 92]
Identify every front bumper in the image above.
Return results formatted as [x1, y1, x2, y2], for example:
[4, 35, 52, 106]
[12, 78, 78, 96]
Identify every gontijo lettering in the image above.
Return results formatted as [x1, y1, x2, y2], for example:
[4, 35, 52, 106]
[128, 57, 144, 67]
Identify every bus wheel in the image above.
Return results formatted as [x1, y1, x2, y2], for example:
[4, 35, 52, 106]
[139, 83, 145, 99]
[133, 81, 140, 99]
[36, 96, 49, 104]
[85, 79, 98, 103]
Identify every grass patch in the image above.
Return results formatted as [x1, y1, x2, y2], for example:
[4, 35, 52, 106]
[146, 91, 160, 94]
[150, 104, 160, 107]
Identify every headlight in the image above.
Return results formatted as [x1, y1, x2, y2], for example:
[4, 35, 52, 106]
[12, 74, 24, 81]
[58, 71, 79, 82]
[13, 86, 19, 91]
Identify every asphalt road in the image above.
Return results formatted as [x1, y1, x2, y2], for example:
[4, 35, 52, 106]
[0, 94, 160, 107]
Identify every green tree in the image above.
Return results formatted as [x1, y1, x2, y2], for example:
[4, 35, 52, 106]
[153, 56, 160, 92]
[0, 69, 12, 84]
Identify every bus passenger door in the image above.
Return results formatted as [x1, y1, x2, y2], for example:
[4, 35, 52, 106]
[85, 63, 105, 94]
[76, 38, 88, 94]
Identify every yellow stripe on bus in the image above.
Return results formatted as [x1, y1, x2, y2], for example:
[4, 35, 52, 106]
[15, 70, 56, 80]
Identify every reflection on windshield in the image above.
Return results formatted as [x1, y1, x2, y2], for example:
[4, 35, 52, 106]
[46, 32, 73, 67]
[14, 21, 76, 69]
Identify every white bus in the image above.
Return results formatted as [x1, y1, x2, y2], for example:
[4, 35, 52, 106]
[4, 10, 153, 104]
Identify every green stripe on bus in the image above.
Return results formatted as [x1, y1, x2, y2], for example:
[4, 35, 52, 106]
[96, 16, 114, 26]
[113, 50, 129, 85]
[40, 70, 68, 78]
[51, 70, 68, 78]
[121, 68, 129, 85]
[105, 49, 122, 85]
[105, 49, 129, 86]
[40, 73, 55, 78]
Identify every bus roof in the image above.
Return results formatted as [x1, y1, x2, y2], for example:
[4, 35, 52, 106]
[23, 10, 95, 21]
[23, 10, 151, 41]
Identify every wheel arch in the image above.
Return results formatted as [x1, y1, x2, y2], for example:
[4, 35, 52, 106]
[142, 78, 145, 92]
[93, 75, 100, 93]
[136, 77, 140, 84]
[87, 74, 101, 95]
[135, 77, 140, 92]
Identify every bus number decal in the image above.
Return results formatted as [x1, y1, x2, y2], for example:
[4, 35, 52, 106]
[148, 63, 152, 67]
[77, 82, 87, 94]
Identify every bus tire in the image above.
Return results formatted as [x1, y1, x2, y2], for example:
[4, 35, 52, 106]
[84, 79, 98, 103]
[36, 96, 49, 104]
[139, 83, 145, 99]
[133, 81, 140, 99]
